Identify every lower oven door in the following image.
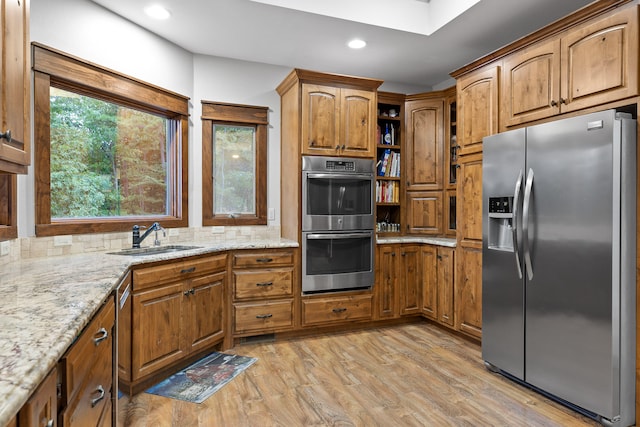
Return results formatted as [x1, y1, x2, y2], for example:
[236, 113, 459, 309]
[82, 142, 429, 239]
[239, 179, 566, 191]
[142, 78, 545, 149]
[302, 231, 374, 294]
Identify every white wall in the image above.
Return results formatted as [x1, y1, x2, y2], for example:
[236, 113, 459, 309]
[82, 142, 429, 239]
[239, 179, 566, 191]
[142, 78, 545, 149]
[22, 0, 433, 237]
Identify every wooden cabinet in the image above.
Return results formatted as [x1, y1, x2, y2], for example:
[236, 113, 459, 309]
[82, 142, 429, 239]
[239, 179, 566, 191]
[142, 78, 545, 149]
[399, 245, 421, 316]
[405, 97, 444, 191]
[275, 68, 383, 159]
[375, 244, 400, 319]
[302, 293, 372, 326]
[502, 6, 638, 128]
[0, 0, 30, 173]
[119, 254, 227, 395]
[59, 298, 115, 427]
[455, 153, 483, 339]
[419, 245, 438, 319]
[457, 65, 500, 156]
[231, 249, 296, 339]
[422, 246, 456, 328]
[406, 191, 442, 235]
[18, 368, 57, 427]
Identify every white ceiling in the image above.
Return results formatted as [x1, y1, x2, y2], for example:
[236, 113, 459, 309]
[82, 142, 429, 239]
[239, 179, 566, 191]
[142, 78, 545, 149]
[89, 0, 595, 90]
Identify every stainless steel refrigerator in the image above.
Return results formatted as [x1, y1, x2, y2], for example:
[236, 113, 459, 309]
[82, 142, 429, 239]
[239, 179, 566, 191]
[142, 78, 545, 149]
[482, 109, 636, 426]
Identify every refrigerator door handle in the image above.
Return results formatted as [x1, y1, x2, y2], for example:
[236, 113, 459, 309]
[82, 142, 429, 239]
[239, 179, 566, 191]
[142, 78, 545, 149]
[512, 170, 523, 279]
[522, 168, 534, 280]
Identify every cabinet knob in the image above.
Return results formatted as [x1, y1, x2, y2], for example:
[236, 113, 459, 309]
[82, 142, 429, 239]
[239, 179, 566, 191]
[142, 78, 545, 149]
[361, 119, 366, 126]
[310, 140, 315, 146]
[550, 100, 558, 107]
[560, 98, 567, 105]
[391, 252, 396, 256]
[335, 144, 340, 151]
[401, 252, 406, 256]
[0, 129, 11, 143]
[341, 144, 345, 150]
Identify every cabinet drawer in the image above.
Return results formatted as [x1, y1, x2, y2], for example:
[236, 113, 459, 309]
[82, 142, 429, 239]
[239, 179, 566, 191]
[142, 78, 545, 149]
[233, 250, 294, 268]
[234, 300, 294, 334]
[233, 268, 293, 300]
[61, 331, 113, 427]
[133, 254, 227, 290]
[61, 298, 114, 404]
[302, 294, 372, 326]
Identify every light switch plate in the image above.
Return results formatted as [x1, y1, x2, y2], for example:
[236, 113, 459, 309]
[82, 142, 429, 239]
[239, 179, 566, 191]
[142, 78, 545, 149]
[54, 235, 73, 246]
[0, 241, 9, 256]
[268, 208, 275, 220]
[210, 226, 224, 234]
[168, 228, 179, 236]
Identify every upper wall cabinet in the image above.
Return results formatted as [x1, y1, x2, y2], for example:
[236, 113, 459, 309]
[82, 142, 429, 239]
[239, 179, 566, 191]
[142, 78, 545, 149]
[457, 65, 500, 156]
[278, 69, 382, 160]
[404, 97, 444, 191]
[0, 0, 30, 173]
[502, 4, 638, 128]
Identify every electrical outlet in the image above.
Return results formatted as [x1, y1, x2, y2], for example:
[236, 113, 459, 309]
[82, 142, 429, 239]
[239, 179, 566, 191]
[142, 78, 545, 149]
[210, 226, 224, 234]
[54, 235, 73, 246]
[0, 241, 9, 256]
[268, 208, 275, 220]
[169, 228, 179, 237]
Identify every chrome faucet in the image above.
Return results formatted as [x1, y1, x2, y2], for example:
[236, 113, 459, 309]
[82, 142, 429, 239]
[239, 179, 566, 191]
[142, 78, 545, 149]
[132, 222, 166, 248]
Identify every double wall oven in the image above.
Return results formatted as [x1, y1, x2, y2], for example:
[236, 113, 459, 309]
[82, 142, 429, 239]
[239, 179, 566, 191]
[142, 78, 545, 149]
[301, 156, 375, 294]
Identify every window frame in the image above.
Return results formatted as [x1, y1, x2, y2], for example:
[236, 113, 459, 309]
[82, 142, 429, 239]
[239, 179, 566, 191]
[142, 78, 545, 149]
[32, 43, 189, 236]
[0, 174, 17, 241]
[201, 101, 268, 226]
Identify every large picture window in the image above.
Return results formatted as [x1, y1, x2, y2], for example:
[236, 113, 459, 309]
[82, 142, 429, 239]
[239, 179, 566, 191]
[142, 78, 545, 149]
[33, 44, 189, 236]
[202, 101, 267, 226]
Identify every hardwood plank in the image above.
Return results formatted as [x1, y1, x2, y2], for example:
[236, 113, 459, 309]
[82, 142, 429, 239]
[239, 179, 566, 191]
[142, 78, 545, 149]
[118, 322, 599, 426]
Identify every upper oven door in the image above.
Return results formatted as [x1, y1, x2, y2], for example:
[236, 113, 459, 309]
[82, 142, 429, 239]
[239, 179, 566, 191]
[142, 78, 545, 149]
[302, 171, 374, 231]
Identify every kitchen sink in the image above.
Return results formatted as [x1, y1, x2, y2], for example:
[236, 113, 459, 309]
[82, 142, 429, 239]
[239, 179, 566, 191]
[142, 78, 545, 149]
[108, 245, 202, 256]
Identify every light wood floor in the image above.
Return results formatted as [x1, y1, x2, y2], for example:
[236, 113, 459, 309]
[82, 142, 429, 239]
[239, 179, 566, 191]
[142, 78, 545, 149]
[117, 322, 599, 426]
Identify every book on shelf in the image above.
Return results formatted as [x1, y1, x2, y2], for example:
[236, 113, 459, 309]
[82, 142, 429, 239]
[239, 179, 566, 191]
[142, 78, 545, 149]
[375, 180, 400, 203]
[377, 150, 400, 177]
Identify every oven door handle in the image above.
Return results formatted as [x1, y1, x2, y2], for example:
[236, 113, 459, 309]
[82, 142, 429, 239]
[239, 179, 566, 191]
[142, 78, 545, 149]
[307, 233, 371, 240]
[306, 173, 373, 180]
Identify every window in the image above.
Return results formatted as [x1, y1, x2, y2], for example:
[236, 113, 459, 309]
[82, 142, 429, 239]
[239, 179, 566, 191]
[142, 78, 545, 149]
[33, 44, 189, 236]
[202, 101, 268, 226]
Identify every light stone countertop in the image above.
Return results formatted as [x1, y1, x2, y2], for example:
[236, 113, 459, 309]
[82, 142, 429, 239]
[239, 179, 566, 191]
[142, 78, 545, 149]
[376, 236, 457, 247]
[0, 238, 298, 426]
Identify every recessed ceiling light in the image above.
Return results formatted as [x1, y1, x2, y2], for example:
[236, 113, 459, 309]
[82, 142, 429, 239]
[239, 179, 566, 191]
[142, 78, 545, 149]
[144, 4, 171, 20]
[348, 39, 366, 49]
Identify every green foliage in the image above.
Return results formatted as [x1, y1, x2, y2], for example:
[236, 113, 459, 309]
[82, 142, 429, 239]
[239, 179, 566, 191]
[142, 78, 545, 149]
[213, 125, 255, 214]
[49, 89, 169, 218]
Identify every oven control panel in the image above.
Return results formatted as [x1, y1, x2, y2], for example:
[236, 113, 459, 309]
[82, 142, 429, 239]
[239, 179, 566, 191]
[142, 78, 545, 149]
[325, 160, 355, 171]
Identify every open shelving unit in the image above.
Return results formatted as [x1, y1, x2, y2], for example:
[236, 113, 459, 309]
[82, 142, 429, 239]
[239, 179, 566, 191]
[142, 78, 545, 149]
[376, 92, 404, 235]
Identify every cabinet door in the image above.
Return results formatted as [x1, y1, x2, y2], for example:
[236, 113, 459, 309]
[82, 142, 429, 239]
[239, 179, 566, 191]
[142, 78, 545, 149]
[420, 245, 438, 320]
[375, 245, 399, 319]
[561, 6, 638, 113]
[18, 368, 57, 427]
[457, 154, 483, 242]
[301, 84, 340, 155]
[502, 38, 561, 128]
[132, 282, 186, 381]
[457, 65, 500, 156]
[405, 98, 443, 190]
[437, 247, 455, 328]
[406, 191, 442, 235]
[0, 0, 30, 172]
[341, 88, 376, 158]
[400, 245, 421, 315]
[188, 272, 225, 353]
[455, 245, 482, 339]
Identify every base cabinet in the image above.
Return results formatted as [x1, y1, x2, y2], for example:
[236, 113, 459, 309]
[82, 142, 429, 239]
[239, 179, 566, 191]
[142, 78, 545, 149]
[119, 254, 227, 395]
[231, 249, 296, 340]
[302, 293, 372, 326]
[18, 368, 57, 427]
[421, 246, 456, 329]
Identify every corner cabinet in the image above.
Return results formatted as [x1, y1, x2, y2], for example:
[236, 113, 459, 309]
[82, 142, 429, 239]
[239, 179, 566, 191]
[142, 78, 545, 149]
[119, 254, 227, 395]
[278, 69, 382, 159]
[0, 0, 30, 173]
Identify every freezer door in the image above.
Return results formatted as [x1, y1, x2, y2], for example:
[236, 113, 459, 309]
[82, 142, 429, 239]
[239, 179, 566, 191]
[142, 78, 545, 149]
[482, 128, 526, 380]
[524, 110, 620, 418]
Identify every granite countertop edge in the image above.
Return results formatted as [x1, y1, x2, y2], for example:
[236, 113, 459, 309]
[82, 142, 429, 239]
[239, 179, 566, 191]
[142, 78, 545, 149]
[376, 236, 457, 247]
[0, 238, 298, 426]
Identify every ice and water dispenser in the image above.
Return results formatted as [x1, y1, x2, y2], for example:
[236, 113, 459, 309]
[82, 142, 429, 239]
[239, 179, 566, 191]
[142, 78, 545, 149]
[487, 196, 514, 251]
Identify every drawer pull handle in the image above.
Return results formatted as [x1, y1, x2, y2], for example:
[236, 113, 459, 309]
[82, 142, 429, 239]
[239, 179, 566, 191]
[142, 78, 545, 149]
[256, 258, 273, 263]
[181, 267, 196, 274]
[46, 420, 54, 427]
[91, 385, 105, 408]
[256, 314, 273, 319]
[332, 307, 347, 314]
[183, 288, 195, 296]
[256, 281, 273, 287]
[93, 328, 108, 346]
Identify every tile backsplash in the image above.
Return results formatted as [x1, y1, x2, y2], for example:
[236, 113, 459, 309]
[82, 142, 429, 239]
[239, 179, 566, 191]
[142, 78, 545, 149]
[0, 226, 281, 266]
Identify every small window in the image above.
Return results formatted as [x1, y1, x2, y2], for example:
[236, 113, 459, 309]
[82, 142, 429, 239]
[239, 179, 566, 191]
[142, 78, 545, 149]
[202, 102, 267, 226]
[33, 44, 189, 236]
